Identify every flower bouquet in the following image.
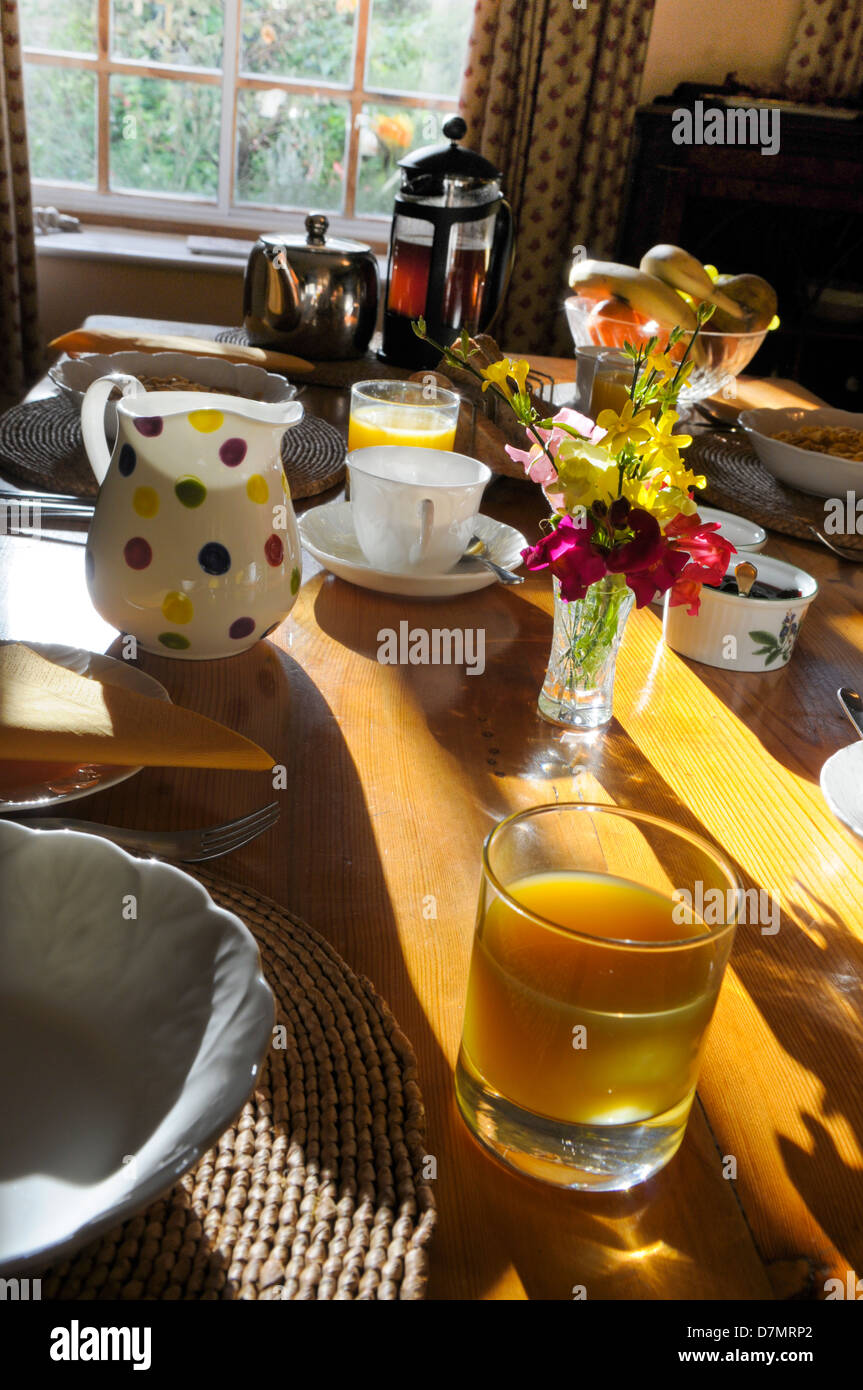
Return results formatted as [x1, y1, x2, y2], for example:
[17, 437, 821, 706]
[413, 309, 735, 728]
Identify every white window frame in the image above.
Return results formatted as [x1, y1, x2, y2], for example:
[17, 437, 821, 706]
[22, 0, 461, 244]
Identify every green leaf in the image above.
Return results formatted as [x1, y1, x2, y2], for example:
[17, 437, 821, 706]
[411, 316, 427, 338]
[748, 630, 779, 646]
[764, 650, 778, 664]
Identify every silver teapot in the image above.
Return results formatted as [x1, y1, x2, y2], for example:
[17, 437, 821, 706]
[243, 213, 379, 360]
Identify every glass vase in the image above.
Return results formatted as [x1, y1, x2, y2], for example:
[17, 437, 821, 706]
[537, 573, 635, 730]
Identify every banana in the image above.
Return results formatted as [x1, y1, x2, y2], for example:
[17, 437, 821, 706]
[568, 259, 697, 332]
[640, 244, 747, 324]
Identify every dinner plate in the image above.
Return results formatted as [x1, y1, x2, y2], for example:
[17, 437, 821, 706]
[0, 820, 274, 1276]
[820, 742, 863, 840]
[0, 643, 170, 813]
[299, 503, 527, 598]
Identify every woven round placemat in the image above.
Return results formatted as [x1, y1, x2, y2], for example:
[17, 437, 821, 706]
[692, 433, 863, 553]
[0, 396, 345, 500]
[40, 875, 436, 1301]
[0, 396, 96, 495]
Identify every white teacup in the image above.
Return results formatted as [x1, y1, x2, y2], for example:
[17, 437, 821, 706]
[347, 446, 492, 575]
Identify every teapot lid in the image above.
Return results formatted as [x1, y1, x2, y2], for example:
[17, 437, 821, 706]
[398, 116, 501, 183]
[257, 213, 372, 257]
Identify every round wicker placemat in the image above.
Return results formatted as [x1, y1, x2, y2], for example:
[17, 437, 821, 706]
[0, 397, 345, 500]
[692, 433, 863, 553]
[0, 396, 96, 495]
[40, 875, 436, 1301]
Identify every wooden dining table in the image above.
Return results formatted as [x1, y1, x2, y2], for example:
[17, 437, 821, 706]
[2, 318, 862, 1302]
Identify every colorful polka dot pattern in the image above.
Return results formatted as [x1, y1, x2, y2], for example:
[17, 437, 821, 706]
[174, 476, 207, 508]
[113, 412, 301, 654]
[162, 591, 194, 625]
[133, 486, 159, 518]
[124, 536, 152, 570]
[265, 534, 284, 567]
[189, 409, 224, 433]
[219, 437, 247, 467]
[246, 474, 268, 504]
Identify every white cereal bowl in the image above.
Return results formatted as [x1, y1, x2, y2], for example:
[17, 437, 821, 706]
[0, 820, 274, 1276]
[662, 554, 818, 671]
[50, 350, 297, 437]
[739, 406, 863, 499]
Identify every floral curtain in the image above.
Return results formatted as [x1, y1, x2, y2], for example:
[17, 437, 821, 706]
[459, 0, 656, 354]
[0, 1, 40, 406]
[783, 0, 863, 102]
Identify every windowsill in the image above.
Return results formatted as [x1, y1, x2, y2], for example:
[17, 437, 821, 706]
[34, 226, 252, 273]
[34, 224, 391, 280]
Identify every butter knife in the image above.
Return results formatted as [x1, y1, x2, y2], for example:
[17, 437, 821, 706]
[838, 687, 863, 740]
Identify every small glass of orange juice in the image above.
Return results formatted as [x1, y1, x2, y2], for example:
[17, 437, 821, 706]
[348, 379, 460, 453]
[456, 803, 740, 1190]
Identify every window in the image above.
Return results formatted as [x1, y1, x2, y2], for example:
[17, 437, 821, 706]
[20, 0, 474, 237]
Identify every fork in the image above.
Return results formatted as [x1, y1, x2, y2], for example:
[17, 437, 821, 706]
[10, 801, 280, 861]
[806, 524, 863, 563]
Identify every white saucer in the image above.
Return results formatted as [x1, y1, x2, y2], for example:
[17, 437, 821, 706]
[299, 503, 527, 598]
[820, 742, 863, 840]
[698, 506, 767, 552]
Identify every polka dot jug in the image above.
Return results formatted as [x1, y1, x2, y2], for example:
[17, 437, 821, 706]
[81, 374, 304, 659]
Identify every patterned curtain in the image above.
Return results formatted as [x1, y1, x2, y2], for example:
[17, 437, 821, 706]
[783, 0, 863, 101]
[459, 0, 656, 354]
[0, 1, 40, 406]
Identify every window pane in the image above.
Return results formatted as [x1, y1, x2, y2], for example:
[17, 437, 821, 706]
[20, 0, 96, 55]
[366, 0, 473, 97]
[240, 0, 357, 86]
[235, 90, 347, 212]
[111, 0, 225, 70]
[110, 77, 220, 197]
[355, 103, 454, 216]
[24, 64, 96, 185]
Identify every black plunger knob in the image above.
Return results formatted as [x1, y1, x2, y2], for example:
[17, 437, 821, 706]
[443, 115, 467, 144]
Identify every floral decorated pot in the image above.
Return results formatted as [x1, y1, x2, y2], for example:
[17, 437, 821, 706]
[662, 554, 818, 671]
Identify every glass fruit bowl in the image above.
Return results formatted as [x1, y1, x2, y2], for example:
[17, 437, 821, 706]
[565, 295, 768, 405]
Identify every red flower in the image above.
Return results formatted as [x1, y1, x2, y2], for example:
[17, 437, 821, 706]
[665, 513, 736, 614]
[605, 509, 663, 575]
[521, 515, 607, 602]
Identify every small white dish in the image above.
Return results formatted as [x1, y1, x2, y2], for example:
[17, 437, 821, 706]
[739, 406, 863, 499]
[0, 643, 170, 812]
[662, 553, 818, 671]
[820, 742, 863, 840]
[299, 503, 526, 598]
[698, 505, 768, 553]
[0, 819, 274, 1275]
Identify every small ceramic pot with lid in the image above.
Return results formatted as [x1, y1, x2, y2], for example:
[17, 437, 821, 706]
[243, 213, 379, 360]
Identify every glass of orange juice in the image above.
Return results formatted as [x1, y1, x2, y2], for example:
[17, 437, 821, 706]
[456, 803, 740, 1190]
[348, 379, 460, 453]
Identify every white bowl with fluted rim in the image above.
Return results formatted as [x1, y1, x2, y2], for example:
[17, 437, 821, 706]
[662, 553, 817, 671]
[739, 406, 863, 499]
[50, 350, 297, 437]
[0, 819, 274, 1276]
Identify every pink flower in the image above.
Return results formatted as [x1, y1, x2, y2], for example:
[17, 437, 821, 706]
[521, 515, 607, 602]
[504, 408, 603, 486]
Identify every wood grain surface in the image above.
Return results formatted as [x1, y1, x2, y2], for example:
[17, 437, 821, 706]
[3, 333, 861, 1301]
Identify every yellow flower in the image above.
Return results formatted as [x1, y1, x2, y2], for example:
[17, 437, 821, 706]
[553, 439, 620, 511]
[261, 23, 276, 44]
[479, 358, 531, 402]
[480, 359, 515, 400]
[639, 410, 693, 472]
[643, 346, 676, 381]
[595, 399, 654, 455]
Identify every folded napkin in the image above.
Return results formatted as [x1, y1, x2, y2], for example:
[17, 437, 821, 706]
[0, 644, 274, 770]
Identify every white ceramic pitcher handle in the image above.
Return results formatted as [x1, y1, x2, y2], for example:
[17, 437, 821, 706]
[416, 498, 434, 562]
[81, 373, 144, 486]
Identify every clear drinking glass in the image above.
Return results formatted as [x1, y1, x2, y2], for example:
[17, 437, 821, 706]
[455, 804, 740, 1191]
[347, 379, 460, 453]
